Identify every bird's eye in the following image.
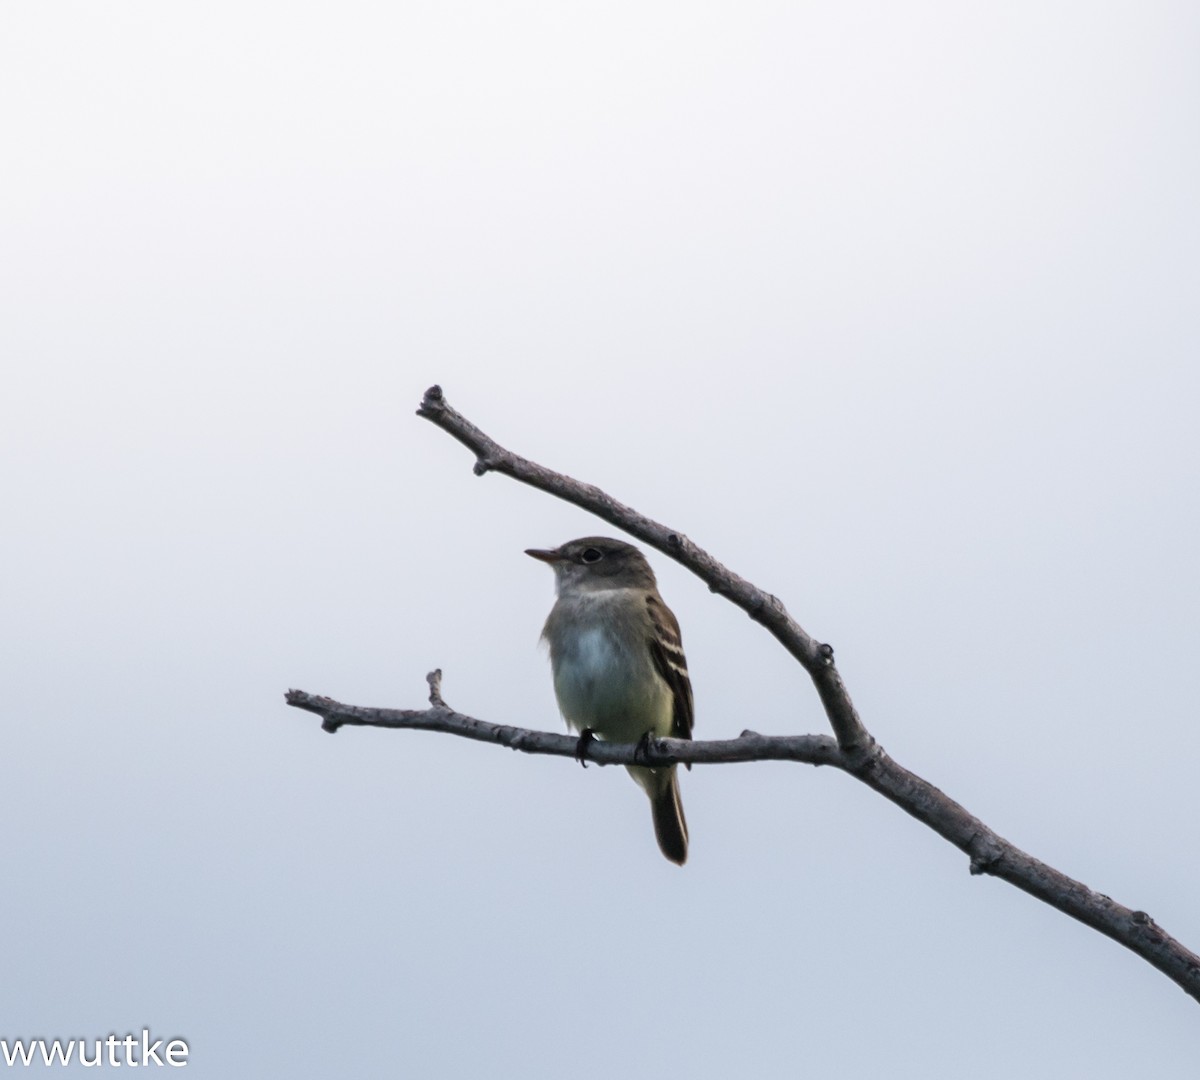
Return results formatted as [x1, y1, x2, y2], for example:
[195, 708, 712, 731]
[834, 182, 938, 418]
[581, 547, 604, 564]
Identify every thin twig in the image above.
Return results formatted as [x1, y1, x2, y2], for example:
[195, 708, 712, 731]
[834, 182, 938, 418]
[286, 686, 841, 766]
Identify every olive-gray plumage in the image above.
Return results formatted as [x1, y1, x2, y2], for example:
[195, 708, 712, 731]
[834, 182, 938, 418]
[526, 537, 692, 864]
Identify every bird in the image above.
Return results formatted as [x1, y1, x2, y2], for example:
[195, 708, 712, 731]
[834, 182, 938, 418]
[525, 536, 693, 865]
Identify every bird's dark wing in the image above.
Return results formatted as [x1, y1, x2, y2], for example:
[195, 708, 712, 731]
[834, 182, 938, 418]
[646, 594, 694, 745]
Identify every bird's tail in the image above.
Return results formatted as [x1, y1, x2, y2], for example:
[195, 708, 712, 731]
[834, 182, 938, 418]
[649, 767, 688, 866]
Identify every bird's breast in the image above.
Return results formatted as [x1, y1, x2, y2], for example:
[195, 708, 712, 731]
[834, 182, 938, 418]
[546, 605, 670, 742]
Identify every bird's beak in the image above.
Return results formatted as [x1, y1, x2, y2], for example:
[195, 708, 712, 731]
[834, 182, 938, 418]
[525, 547, 564, 563]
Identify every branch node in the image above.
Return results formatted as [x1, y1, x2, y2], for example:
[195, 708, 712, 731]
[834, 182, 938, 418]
[968, 834, 1005, 875]
[426, 669, 446, 708]
[841, 737, 878, 773]
[321, 718, 341, 735]
[417, 384, 445, 416]
[473, 457, 495, 476]
[819, 642, 835, 662]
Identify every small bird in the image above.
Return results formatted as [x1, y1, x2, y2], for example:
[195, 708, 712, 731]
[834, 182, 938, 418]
[526, 537, 693, 865]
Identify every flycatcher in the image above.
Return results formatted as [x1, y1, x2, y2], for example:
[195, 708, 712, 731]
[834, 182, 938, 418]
[526, 537, 693, 865]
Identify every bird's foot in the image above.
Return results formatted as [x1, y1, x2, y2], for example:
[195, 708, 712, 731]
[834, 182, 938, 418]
[633, 730, 655, 765]
[574, 728, 597, 768]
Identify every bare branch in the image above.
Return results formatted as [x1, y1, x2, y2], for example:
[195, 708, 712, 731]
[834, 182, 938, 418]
[286, 684, 841, 766]
[853, 753, 1200, 1001]
[416, 383, 871, 755]
[284, 385, 1200, 1005]
[286, 678, 1200, 1002]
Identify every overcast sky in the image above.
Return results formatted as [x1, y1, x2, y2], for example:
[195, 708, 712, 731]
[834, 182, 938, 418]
[3, 2, 1199, 1076]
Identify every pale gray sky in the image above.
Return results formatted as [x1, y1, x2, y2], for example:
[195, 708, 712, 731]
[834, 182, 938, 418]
[3, 2, 1199, 1076]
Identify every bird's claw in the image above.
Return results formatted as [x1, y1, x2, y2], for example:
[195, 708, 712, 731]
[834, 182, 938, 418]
[575, 728, 597, 768]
